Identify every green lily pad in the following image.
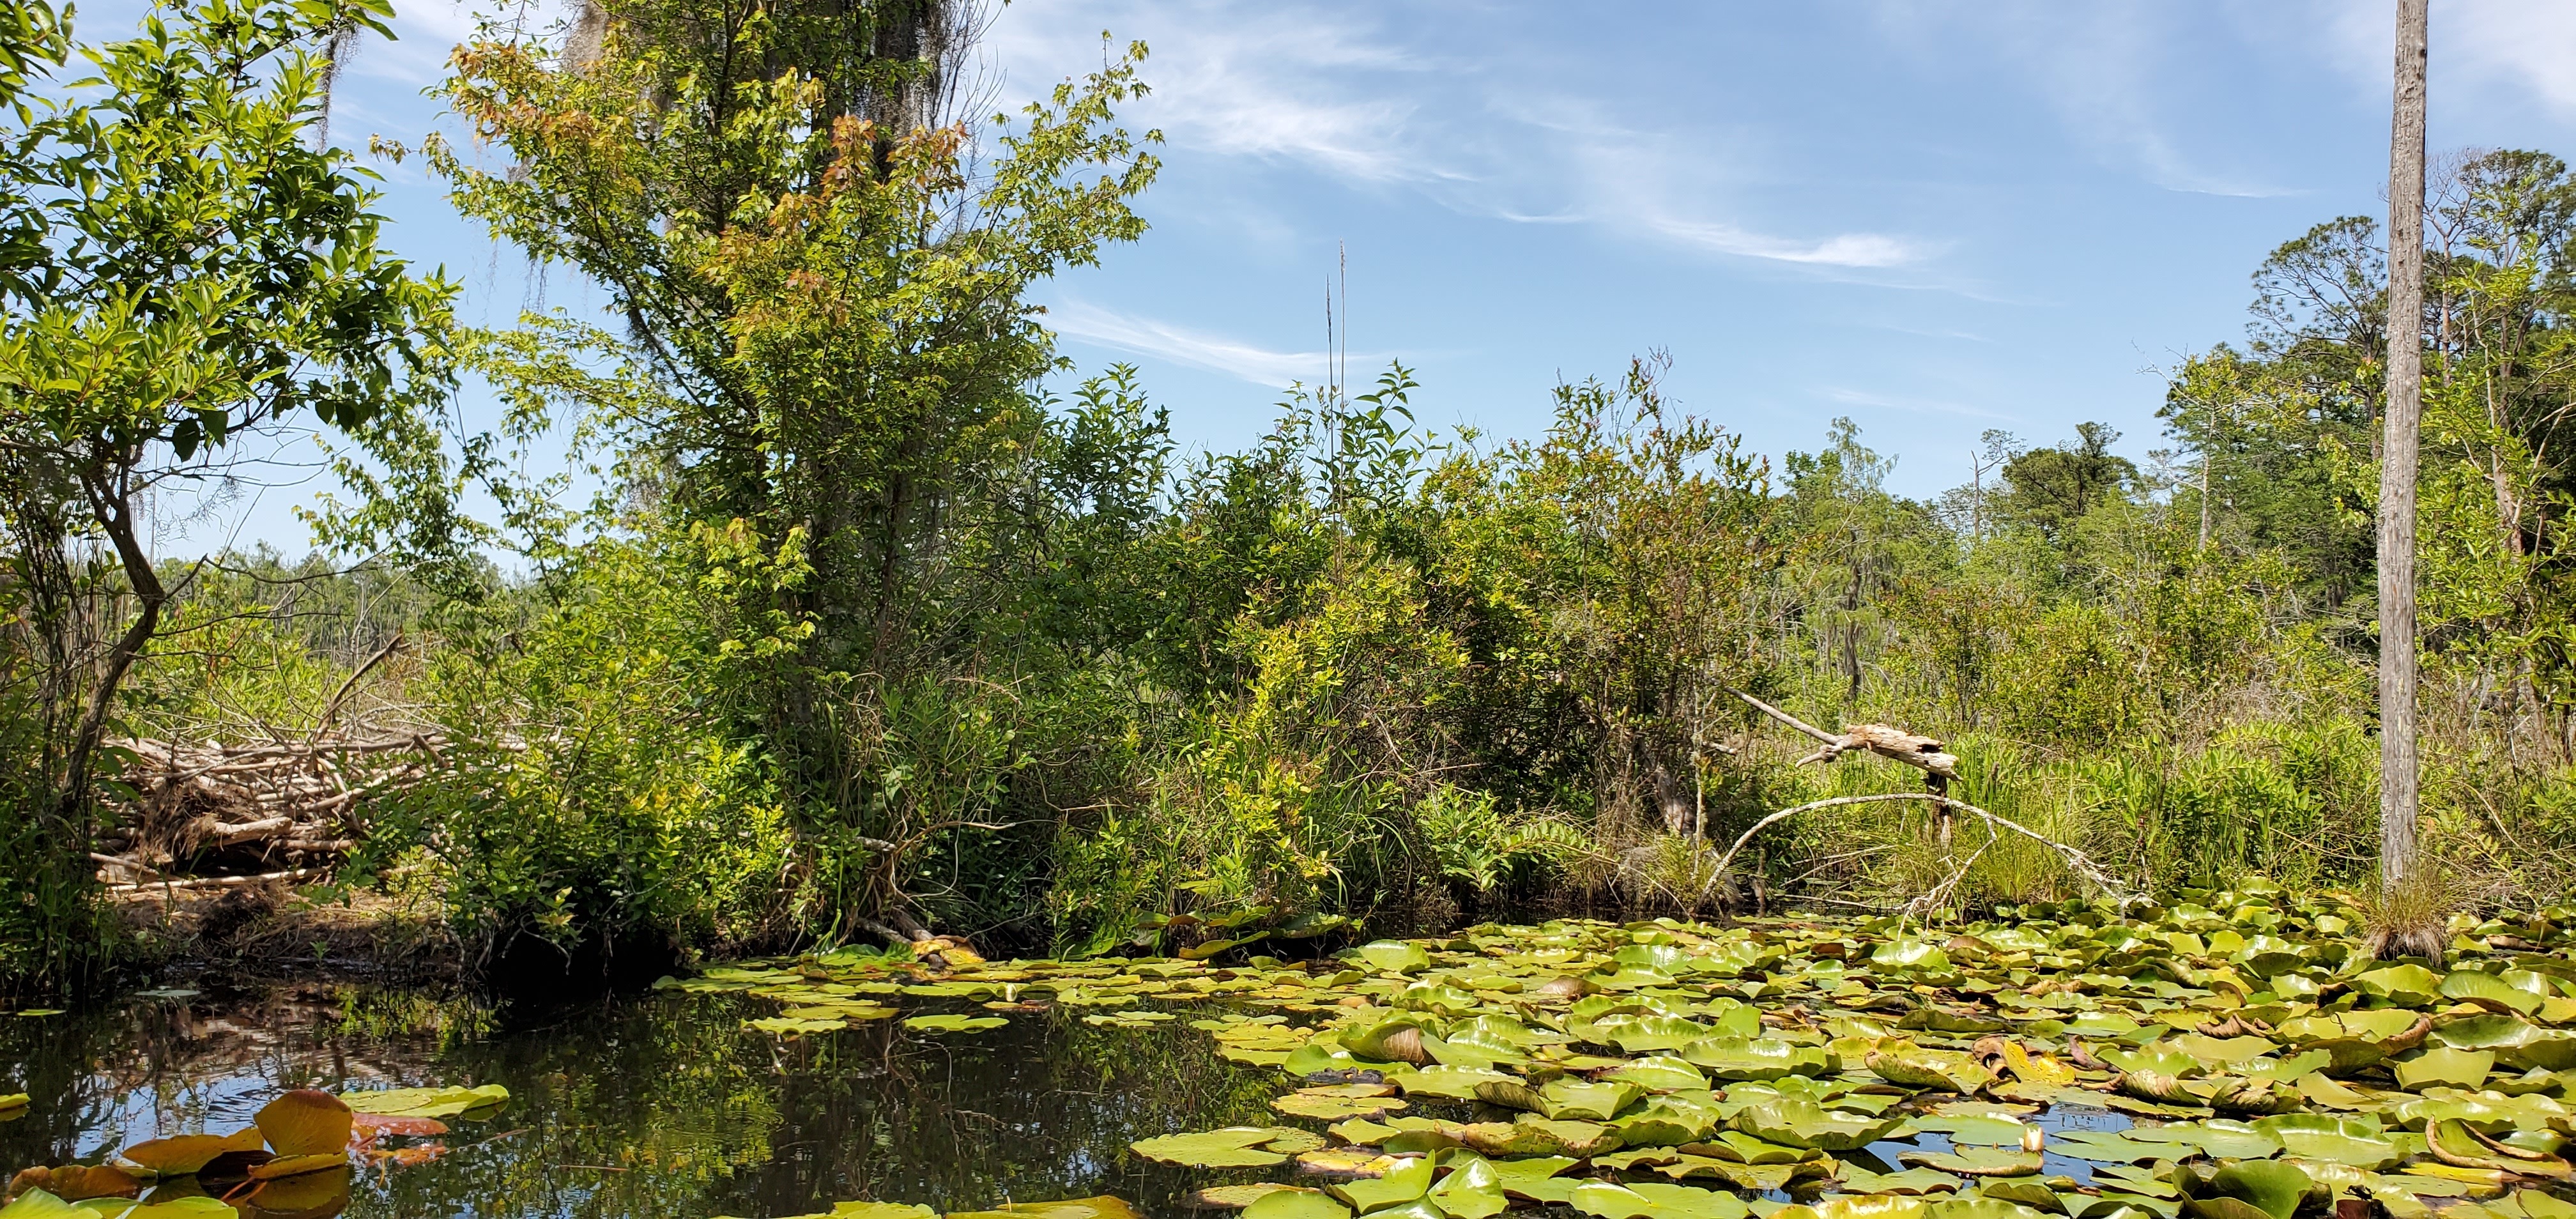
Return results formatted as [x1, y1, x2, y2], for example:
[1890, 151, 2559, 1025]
[1839, 1167, 1968, 1195]
[1425, 1154, 1507, 1219]
[1598, 1016, 1718, 1054]
[1683, 1036, 1830, 1081]
[2248, 1114, 2402, 1169]
[2193, 1160, 2312, 1219]
[1330, 1156, 1433, 1212]
[2443, 971, 2545, 1015]
[1356, 942, 1432, 974]
[1900, 1147, 2044, 1177]
[1873, 942, 1954, 973]
[2048, 1130, 2176, 1163]
[1916, 1114, 2035, 1147]
[825, 1204, 938, 1219]
[1542, 1077, 1644, 1121]
[902, 1014, 1007, 1033]
[1487, 1155, 1580, 1200]
[1131, 1126, 1304, 1168]
[2125, 1120, 2283, 1160]
[1572, 1181, 1750, 1219]
[1926, 1198, 2051, 1219]
[1869, 1044, 1996, 1093]
[749, 1016, 849, 1034]
[2395, 1047, 2495, 1090]
[2353, 965, 2444, 1008]
[958, 1199, 1144, 1219]
[338, 1084, 510, 1119]
[1731, 1098, 1906, 1151]
[1272, 1089, 1405, 1120]
[1608, 1055, 1709, 1092]
[1395, 1066, 1512, 1100]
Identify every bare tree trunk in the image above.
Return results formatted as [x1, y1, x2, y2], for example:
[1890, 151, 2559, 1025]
[60, 480, 168, 829]
[2379, 0, 2428, 893]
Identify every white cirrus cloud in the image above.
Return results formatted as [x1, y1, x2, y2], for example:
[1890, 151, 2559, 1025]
[1043, 298, 1342, 388]
[990, 0, 1936, 272]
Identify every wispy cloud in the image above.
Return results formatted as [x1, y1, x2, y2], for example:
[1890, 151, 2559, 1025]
[1869, 1, 2297, 199]
[993, 3, 1445, 185]
[1636, 216, 1930, 268]
[2306, 0, 2576, 124]
[993, 0, 1937, 272]
[1045, 299, 1335, 388]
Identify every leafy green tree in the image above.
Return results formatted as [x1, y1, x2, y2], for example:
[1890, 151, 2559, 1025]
[422, 0, 1158, 942]
[1998, 422, 2138, 540]
[0, 0, 454, 986]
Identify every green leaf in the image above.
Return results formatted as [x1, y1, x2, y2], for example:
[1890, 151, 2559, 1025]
[1425, 1154, 1506, 1219]
[1356, 941, 1432, 974]
[1242, 1190, 1351, 1219]
[1731, 1098, 1906, 1151]
[1130, 1127, 1294, 1169]
[2248, 1114, 2402, 1169]
[1329, 1156, 1434, 1212]
[2197, 1161, 2312, 1219]
[2393, 1047, 2495, 1090]
[901, 1014, 1006, 1033]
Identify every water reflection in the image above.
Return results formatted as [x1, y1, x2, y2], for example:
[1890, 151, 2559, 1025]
[0, 986, 1289, 1218]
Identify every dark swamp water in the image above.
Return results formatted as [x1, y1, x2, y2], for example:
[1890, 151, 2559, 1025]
[0, 984, 1296, 1218]
[0, 982, 2144, 1219]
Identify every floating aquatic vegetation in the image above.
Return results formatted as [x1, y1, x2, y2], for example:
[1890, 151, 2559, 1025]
[3, 1082, 508, 1216]
[638, 885, 2576, 1219]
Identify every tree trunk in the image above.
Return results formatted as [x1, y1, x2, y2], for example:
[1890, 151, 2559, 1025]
[2378, 0, 2428, 893]
[60, 482, 169, 829]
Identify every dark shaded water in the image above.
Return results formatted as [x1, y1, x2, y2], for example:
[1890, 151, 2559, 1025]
[0, 984, 1289, 1218]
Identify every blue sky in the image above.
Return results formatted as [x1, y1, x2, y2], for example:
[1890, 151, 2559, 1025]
[128, 0, 2576, 552]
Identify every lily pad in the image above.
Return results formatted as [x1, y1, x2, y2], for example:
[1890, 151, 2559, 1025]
[1241, 1189, 1351, 1219]
[1731, 1098, 1906, 1151]
[2189, 1160, 2312, 1219]
[255, 1091, 351, 1157]
[2354, 965, 2444, 1008]
[1272, 1090, 1406, 1121]
[1356, 942, 1432, 974]
[1329, 1156, 1433, 1212]
[1901, 1147, 2044, 1177]
[2248, 1114, 2401, 1169]
[1541, 1077, 1644, 1121]
[953, 1198, 1144, 1219]
[903, 1014, 1008, 1033]
[2395, 1047, 2495, 1090]
[1572, 1181, 1750, 1219]
[1425, 1154, 1507, 1219]
[1131, 1127, 1303, 1169]
[338, 1084, 509, 1119]
[1608, 1056, 1709, 1092]
[1684, 1036, 1830, 1081]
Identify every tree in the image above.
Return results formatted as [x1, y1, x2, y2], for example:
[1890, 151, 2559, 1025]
[0, 0, 455, 985]
[2377, 0, 2434, 949]
[427, 0, 1158, 941]
[1998, 422, 2138, 540]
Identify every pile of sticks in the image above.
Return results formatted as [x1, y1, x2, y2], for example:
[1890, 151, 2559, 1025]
[91, 732, 443, 894]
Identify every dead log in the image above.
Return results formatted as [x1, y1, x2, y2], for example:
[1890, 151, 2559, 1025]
[1731, 689, 1963, 838]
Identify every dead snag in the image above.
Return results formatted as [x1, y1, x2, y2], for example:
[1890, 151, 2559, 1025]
[1731, 689, 1962, 838]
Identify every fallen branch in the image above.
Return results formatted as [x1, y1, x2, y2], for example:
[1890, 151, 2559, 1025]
[1905, 818, 1999, 919]
[107, 867, 327, 894]
[1732, 689, 1961, 797]
[1708, 791, 2135, 904]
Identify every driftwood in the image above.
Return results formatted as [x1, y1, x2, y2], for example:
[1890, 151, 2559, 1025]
[1732, 689, 1960, 789]
[1732, 689, 1963, 839]
[91, 730, 446, 892]
[1708, 791, 2136, 904]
